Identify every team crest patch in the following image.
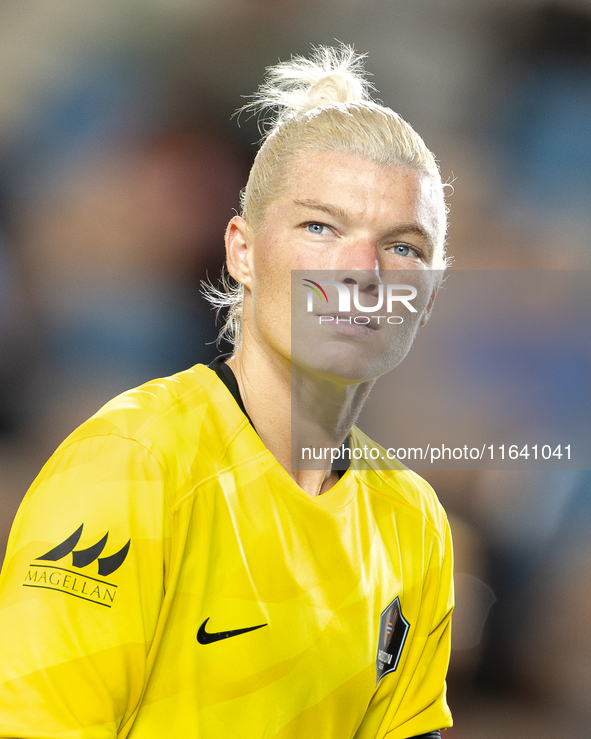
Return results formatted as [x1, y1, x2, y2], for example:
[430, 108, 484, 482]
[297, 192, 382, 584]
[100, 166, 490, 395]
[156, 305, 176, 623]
[376, 596, 410, 683]
[22, 524, 130, 608]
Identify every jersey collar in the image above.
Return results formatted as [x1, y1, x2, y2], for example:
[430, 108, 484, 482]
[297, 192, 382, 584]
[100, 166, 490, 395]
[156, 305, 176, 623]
[208, 354, 351, 478]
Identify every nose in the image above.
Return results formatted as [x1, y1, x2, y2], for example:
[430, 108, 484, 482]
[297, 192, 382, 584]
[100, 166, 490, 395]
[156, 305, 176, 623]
[334, 240, 382, 295]
[341, 271, 381, 298]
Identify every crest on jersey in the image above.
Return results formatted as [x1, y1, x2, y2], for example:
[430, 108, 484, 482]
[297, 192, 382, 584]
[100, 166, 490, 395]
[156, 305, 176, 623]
[376, 596, 410, 684]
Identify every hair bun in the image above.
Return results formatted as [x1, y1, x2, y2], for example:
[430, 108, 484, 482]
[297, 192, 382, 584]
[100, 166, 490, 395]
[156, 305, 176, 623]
[305, 70, 365, 109]
[244, 44, 373, 131]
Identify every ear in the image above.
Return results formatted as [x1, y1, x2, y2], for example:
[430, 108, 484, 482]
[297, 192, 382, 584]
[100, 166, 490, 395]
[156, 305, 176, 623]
[225, 216, 253, 290]
[419, 282, 439, 327]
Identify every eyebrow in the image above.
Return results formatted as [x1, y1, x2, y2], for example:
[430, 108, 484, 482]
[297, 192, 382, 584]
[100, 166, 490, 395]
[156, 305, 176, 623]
[292, 198, 436, 255]
[293, 199, 349, 222]
[385, 223, 435, 253]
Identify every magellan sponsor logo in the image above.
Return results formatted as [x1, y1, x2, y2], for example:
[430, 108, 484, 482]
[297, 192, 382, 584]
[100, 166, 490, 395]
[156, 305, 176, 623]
[22, 524, 130, 608]
[24, 566, 118, 607]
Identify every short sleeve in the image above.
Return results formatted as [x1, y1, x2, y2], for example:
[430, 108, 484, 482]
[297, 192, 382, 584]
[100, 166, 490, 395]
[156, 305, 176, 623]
[355, 516, 454, 739]
[0, 432, 171, 739]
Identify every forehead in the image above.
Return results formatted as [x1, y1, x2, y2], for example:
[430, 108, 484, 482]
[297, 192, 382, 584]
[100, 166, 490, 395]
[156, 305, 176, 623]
[273, 149, 440, 236]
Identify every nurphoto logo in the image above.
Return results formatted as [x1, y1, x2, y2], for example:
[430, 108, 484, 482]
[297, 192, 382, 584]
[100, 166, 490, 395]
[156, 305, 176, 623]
[303, 278, 418, 325]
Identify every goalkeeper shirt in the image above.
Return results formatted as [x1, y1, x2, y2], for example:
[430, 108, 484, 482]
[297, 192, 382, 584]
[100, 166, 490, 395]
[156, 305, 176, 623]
[0, 362, 453, 738]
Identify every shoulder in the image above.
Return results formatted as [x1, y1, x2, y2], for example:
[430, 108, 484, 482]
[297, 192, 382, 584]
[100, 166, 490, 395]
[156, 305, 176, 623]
[349, 426, 448, 542]
[78, 364, 223, 438]
[49, 364, 251, 500]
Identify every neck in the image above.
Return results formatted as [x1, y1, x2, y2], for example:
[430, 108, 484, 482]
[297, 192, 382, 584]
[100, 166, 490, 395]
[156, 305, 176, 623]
[226, 344, 373, 497]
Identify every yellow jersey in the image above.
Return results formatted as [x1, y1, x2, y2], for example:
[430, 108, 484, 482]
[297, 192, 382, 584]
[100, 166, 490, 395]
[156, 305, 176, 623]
[0, 363, 453, 738]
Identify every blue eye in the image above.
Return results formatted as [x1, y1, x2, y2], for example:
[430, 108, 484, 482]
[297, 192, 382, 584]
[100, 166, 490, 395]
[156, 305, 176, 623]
[393, 244, 411, 256]
[306, 223, 326, 235]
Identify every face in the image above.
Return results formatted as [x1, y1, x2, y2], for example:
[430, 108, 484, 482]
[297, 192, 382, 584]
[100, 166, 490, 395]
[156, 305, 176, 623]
[226, 149, 442, 382]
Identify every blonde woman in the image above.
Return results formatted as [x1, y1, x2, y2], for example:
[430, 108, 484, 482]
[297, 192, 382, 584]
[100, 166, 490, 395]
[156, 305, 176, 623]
[0, 46, 452, 739]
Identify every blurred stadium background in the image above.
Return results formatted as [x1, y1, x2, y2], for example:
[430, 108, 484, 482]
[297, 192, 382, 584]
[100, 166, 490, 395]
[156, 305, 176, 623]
[1, 1, 591, 736]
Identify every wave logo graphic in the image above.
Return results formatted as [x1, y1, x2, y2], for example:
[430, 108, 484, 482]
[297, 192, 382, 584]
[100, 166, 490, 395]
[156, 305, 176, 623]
[37, 524, 130, 576]
[23, 525, 131, 608]
[302, 278, 329, 304]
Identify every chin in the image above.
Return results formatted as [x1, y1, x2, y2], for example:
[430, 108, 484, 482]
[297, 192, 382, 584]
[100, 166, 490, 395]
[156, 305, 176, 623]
[291, 340, 396, 384]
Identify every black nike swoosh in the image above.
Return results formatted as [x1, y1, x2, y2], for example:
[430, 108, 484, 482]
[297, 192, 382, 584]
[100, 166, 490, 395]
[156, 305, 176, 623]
[197, 617, 267, 644]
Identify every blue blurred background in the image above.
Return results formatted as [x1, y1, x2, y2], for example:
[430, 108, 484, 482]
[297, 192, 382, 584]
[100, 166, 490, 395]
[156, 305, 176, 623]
[1, 1, 591, 736]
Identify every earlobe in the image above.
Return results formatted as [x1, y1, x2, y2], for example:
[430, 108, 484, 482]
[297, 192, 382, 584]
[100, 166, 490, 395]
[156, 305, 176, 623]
[225, 216, 252, 289]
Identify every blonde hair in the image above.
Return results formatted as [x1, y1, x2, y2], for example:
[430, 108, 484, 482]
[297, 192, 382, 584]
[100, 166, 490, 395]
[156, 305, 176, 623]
[204, 44, 449, 347]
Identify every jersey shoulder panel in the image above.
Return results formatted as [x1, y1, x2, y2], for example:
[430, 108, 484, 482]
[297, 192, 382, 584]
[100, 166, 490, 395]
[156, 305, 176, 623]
[349, 426, 448, 540]
[51, 364, 262, 509]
